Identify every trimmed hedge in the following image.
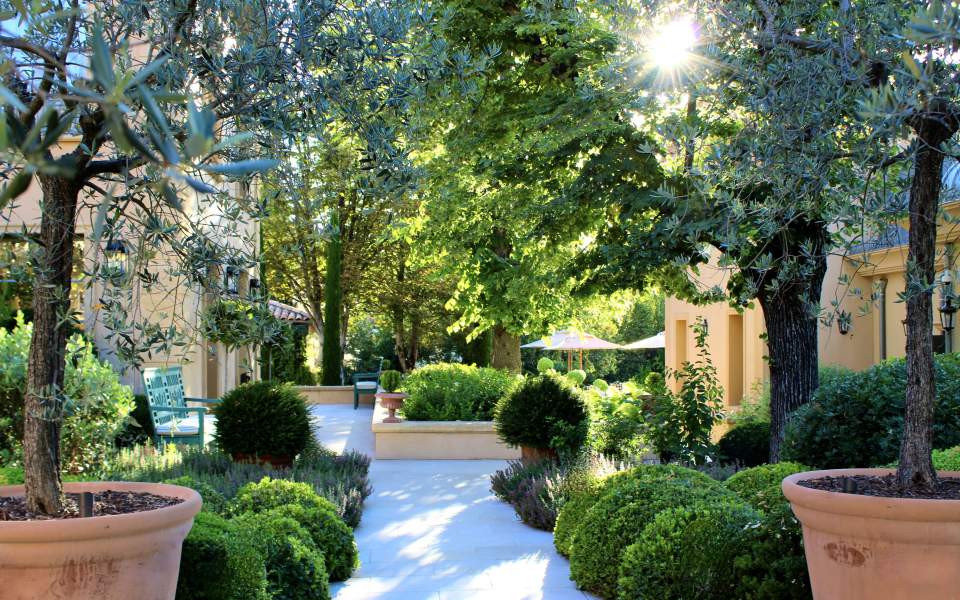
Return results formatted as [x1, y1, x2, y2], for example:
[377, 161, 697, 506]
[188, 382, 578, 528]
[164, 475, 229, 515]
[618, 500, 760, 600]
[568, 465, 733, 598]
[724, 462, 808, 513]
[554, 483, 603, 557]
[233, 512, 330, 600]
[495, 374, 589, 455]
[214, 381, 312, 459]
[783, 354, 960, 468]
[717, 421, 770, 467]
[230, 477, 338, 516]
[400, 363, 519, 421]
[933, 446, 960, 471]
[265, 504, 358, 582]
[176, 512, 269, 600]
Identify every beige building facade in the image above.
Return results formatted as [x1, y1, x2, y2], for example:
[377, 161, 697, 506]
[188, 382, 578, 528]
[1, 136, 261, 398]
[666, 202, 960, 412]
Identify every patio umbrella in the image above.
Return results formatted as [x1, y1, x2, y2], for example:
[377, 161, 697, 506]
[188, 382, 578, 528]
[621, 331, 665, 350]
[522, 330, 621, 370]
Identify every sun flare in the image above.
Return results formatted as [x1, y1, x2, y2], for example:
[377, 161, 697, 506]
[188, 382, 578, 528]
[648, 17, 697, 70]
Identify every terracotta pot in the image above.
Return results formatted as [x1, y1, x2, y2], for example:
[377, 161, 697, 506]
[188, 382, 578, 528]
[0, 481, 201, 600]
[231, 453, 293, 468]
[783, 468, 960, 600]
[520, 446, 557, 462]
[376, 391, 407, 423]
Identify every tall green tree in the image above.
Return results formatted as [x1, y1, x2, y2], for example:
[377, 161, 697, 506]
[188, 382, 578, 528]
[321, 210, 343, 384]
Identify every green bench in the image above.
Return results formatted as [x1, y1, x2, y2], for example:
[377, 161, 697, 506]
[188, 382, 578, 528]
[352, 359, 383, 409]
[142, 366, 221, 446]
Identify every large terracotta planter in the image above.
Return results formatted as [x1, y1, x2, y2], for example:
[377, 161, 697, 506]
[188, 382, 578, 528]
[231, 453, 293, 468]
[376, 391, 407, 423]
[783, 468, 960, 600]
[0, 481, 201, 600]
[520, 446, 558, 462]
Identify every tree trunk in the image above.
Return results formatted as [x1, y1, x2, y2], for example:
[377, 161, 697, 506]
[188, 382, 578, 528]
[757, 252, 827, 463]
[491, 324, 521, 372]
[320, 211, 342, 385]
[23, 175, 80, 514]
[463, 328, 493, 367]
[898, 102, 959, 491]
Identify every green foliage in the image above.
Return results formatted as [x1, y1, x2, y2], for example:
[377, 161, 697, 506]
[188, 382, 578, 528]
[106, 445, 371, 528]
[554, 482, 605, 557]
[0, 316, 134, 474]
[164, 475, 229, 515]
[231, 477, 338, 516]
[176, 511, 269, 600]
[537, 357, 556, 374]
[321, 211, 343, 386]
[203, 299, 281, 351]
[725, 463, 809, 514]
[400, 363, 519, 421]
[584, 381, 648, 460]
[263, 504, 358, 582]
[214, 382, 312, 459]
[380, 370, 402, 393]
[568, 464, 730, 598]
[261, 324, 316, 385]
[717, 421, 771, 467]
[233, 512, 330, 600]
[490, 459, 567, 531]
[643, 320, 724, 465]
[782, 354, 960, 468]
[495, 374, 589, 455]
[565, 369, 587, 386]
[933, 446, 960, 471]
[617, 500, 760, 600]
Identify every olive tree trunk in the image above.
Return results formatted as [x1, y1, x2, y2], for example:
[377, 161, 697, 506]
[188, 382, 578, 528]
[22, 175, 80, 514]
[756, 250, 827, 463]
[898, 102, 959, 491]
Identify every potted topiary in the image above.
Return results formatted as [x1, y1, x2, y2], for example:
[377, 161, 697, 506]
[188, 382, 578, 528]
[376, 370, 407, 423]
[214, 381, 312, 467]
[494, 374, 588, 461]
[781, 11, 960, 598]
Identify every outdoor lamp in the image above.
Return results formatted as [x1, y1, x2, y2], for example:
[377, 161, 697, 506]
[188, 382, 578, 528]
[224, 265, 240, 294]
[104, 240, 128, 277]
[939, 270, 957, 333]
[837, 310, 851, 335]
[249, 277, 261, 292]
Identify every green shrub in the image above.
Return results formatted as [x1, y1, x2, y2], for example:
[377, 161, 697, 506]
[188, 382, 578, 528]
[231, 477, 338, 516]
[723, 462, 812, 598]
[495, 374, 589, 455]
[717, 421, 770, 467]
[116, 394, 154, 447]
[176, 511, 269, 600]
[724, 462, 808, 512]
[617, 500, 760, 600]
[380, 370, 402, 393]
[163, 475, 229, 515]
[265, 504, 358, 581]
[400, 363, 519, 421]
[565, 369, 587, 386]
[214, 381, 312, 459]
[584, 381, 647, 460]
[0, 466, 23, 485]
[0, 315, 135, 475]
[568, 465, 732, 598]
[783, 353, 960, 468]
[933, 446, 960, 471]
[536, 356, 555, 373]
[233, 512, 330, 600]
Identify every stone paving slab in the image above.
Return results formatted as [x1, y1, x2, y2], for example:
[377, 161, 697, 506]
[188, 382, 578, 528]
[309, 404, 594, 599]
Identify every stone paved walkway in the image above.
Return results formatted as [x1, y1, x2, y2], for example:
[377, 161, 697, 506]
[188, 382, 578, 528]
[310, 404, 593, 600]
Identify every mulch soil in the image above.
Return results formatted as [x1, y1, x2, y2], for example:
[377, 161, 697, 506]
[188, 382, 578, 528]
[0, 490, 183, 521]
[799, 474, 960, 500]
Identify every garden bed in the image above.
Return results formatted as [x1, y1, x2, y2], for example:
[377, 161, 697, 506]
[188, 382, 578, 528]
[296, 385, 374, 405]
[371, 399, 520, 459]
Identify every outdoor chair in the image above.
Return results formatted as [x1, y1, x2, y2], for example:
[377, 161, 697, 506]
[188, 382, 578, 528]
[352, 358, 383, 409]
[142, 366, 221, 446]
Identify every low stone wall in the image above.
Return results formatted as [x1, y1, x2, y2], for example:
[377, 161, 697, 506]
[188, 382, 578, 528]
[371, 400, 520, 460]
[295, 385, 374, 405]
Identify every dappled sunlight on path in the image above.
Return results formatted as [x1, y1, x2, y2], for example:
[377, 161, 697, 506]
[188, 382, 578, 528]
[310, 404, 592, 599]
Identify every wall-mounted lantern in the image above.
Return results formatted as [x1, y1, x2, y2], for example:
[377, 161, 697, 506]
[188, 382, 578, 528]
[837, 310, 852, 335]
[939, 270, 957, 351]
[224, 265, 240, 295]
[104, 240, 128, 277]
